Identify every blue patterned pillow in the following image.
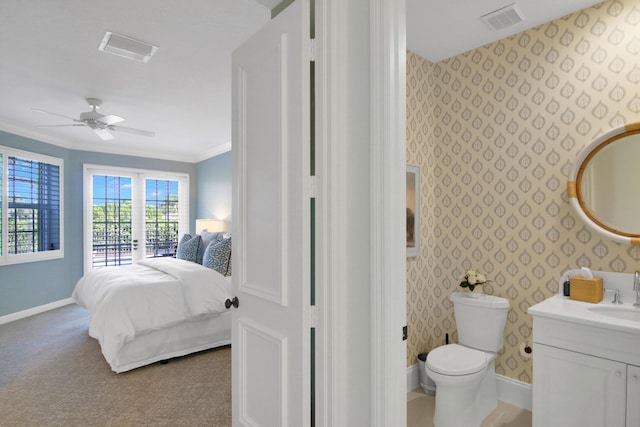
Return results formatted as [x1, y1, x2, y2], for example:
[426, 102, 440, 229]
[176, 234, 201, 263]
[202, 237, 232, 276]
[225, 238, 232, 277]
[197, 231, 225, 264]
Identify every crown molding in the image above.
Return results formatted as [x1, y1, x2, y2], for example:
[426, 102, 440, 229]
[0, 121, 74, 149]
[0, 122, 234, 163]
[194, 141, 232, 163]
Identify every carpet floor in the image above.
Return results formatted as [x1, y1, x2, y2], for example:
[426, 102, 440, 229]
[0, 304, 231, 427]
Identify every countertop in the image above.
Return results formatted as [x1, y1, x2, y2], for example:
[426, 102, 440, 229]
[529, 294, 640, 335]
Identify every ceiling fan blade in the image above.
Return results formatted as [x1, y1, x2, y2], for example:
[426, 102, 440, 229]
[110, 125, 155, 137]
[99, 114, 125, 126]
[34, 101, 147, 141]
[36, 124, 87, 128]
[93, 128, 114, 141]
[32, 108, 81, 122]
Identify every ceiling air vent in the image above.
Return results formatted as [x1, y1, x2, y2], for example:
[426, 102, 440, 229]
[98, 32, 158, 63]
[481, 4, 524, 31]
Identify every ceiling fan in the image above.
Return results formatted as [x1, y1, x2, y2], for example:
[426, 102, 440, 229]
[32, 98, 155, 141]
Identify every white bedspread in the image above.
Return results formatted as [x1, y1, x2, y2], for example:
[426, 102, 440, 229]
[72, 257, 232, 365]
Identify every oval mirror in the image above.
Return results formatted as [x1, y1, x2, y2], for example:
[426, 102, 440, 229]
[568, 122, 640, 245]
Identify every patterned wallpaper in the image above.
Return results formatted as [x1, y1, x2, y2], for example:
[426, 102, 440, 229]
[406, 0, 640, 383]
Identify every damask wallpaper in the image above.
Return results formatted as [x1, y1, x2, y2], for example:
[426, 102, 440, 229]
[406, 0, 640, 383]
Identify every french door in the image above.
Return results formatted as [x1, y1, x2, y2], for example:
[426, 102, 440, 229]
[83, 164, 188, 273]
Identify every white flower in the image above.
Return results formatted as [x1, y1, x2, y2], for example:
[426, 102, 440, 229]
[459, 269, 490, 291]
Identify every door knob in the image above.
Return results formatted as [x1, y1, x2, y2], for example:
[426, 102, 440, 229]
[225, 297, 239, 309]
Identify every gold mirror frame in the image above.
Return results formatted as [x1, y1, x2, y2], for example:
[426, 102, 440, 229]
[567, 122, 640, 246]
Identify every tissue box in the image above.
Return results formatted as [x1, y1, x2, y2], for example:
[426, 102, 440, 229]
[569, 276, 603, 303]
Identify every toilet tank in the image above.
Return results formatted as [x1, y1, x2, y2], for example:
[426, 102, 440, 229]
[450, 292, 509, 352]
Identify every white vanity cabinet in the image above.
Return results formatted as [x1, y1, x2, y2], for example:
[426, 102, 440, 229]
[533, 344, 626, 427]
[628, 365, 640, 426]
[529, 296, 640, 427]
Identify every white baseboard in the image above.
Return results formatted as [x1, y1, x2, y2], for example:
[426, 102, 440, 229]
[407, 364, 532, 411]
[496, 373, 532, 411]
[407, 363, 420, 391]
[0, 298, 74, 325]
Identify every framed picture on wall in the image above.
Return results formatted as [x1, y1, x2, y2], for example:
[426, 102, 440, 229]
[406, 164, 420, 258]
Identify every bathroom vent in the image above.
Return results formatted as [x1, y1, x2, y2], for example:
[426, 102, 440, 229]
[98, 32, 158, 63]
[481, 4, 524, 31]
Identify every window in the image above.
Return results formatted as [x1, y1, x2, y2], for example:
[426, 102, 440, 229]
[91, 175, 133, 268]
[145, 179, 180, 258]
[84, 165, 188, 272]
[0, 146, 64, 265]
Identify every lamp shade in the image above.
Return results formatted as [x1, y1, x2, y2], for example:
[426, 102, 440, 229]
[195, 219, 228, 234]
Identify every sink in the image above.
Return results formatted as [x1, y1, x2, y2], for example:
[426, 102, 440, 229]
[588, 305, 640, 322]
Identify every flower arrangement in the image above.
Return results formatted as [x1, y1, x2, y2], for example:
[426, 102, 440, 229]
[459, 269, 490, 291]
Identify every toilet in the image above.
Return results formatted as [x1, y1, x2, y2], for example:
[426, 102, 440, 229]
[425, 292, 509, 427]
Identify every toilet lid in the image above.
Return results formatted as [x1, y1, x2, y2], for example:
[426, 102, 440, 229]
[426, 344, 488, 376]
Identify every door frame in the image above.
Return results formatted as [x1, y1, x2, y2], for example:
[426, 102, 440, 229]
[237, 0, 406, 423]
[314, 0, 406, 425]
[369, 0, 407, 425]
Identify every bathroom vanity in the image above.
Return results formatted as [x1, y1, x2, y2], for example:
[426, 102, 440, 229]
[529, 123, 640, 426]
[529, 270, 640, 427]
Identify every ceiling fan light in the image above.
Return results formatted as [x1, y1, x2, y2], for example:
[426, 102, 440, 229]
[98, 32, 158, 63]
[93, 127, 114, 141]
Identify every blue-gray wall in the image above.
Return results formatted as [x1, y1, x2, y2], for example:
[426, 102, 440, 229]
[0, 131, 199, 316]
[195, 151, 232, 222]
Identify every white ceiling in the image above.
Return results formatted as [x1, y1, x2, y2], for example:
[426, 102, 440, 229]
[0, 0, 270, 163]
[0, 0, 603, 163]
[407, 0, 604, 63]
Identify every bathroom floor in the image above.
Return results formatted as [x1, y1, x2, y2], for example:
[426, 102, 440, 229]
[407, 388, 532, 427]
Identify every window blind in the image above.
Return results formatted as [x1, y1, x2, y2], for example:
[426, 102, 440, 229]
[7, 156, 60, 254]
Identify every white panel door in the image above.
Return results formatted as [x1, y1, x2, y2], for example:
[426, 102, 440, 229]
[231, 1, 311, 426]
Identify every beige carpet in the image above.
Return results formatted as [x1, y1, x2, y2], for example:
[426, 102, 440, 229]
[0, 304, 231, 427]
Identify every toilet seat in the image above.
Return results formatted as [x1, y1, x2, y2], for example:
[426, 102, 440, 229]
[426, 344, 488, 376]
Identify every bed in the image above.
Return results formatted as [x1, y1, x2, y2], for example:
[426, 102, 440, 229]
[73, 234, 233, 373]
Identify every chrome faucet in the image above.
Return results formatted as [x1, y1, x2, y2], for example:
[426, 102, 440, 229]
[604, 287, 623, 304]
[634, 271, 640, 308]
